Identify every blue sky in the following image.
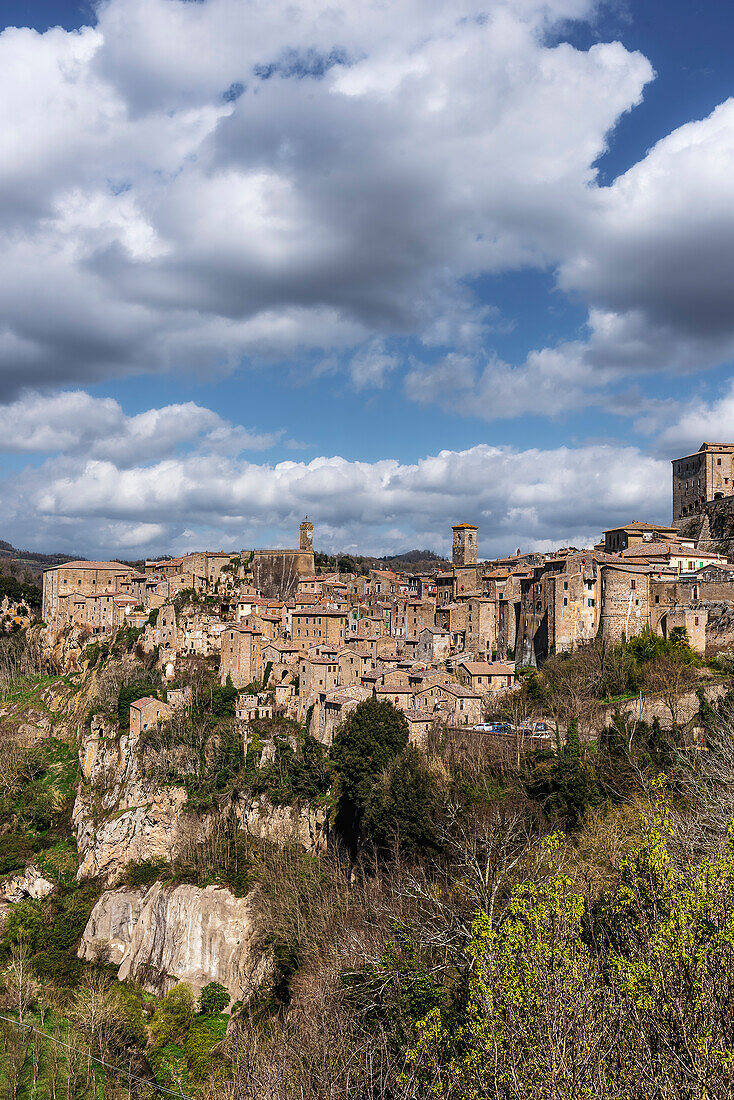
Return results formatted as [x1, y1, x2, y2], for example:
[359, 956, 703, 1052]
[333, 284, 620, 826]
[0, 0, 733, 559]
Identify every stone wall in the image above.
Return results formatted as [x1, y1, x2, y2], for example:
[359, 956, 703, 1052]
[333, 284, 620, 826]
[252, 549, 315, 599]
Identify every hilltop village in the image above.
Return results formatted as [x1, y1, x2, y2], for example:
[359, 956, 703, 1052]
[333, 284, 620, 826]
[38, 441, 734, 744]
[0, 443, 734, 1097]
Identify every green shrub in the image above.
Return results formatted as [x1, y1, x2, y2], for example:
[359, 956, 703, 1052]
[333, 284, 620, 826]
[125, 859, 168, 888]
[198, 981, 230, 1015]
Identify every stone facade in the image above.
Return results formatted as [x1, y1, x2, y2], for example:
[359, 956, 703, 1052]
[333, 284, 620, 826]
[220, 626, 264, 687]
[672, 442, 734, 522]
[452, 523, 478, 567]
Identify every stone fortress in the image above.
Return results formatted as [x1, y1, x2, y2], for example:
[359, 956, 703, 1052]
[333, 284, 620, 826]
[672, 442, 734, 553]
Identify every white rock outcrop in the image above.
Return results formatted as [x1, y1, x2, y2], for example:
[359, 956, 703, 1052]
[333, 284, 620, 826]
[0, 865, 54, 903]
[79, 882, 268, 1002]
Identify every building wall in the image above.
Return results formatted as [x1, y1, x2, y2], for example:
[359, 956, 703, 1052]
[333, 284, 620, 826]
[600, 567, 651, 643]
[252, 549, 316, 599]
[220, 627, 263, 687]
[672, 444, 734, 521]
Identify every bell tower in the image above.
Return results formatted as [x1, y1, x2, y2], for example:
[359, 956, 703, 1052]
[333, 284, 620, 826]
[300, 517, 314, 552]
[452, 523, 477, 567]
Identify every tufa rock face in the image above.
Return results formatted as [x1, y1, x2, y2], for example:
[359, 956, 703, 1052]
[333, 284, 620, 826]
[0, 865, 54, 904]
[79, 882, 269, 1002]
[73, 715, 194, 883]
[234, 795, 328, 853]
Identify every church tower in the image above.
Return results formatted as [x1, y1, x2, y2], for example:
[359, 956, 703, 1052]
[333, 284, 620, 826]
[300, 517, 314, 552]
[452, 523, 477, 567]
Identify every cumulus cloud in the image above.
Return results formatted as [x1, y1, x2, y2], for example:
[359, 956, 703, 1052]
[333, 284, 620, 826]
[650, 381, 734, 458]
[0, 0, 657, 399]
[0, 391, 282, 465]
[1, 440, 669, 560]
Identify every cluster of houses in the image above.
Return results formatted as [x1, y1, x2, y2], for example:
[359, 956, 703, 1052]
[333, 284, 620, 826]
[40, 443, 734, 743]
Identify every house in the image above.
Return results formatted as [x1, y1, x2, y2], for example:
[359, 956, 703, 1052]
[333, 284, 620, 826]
[417, 627, 451, 662]
[129, 697, 172, 739]
[434, 683, 482, 726]
[403, 708, 436, 746]
[457, 661, 515, 693]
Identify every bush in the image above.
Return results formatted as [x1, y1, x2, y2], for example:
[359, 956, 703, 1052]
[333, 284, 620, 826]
[125, 858, 168, 887]
[151, 984, 196, 1049]
[117, 679, 158, 726]
[198, 981, 230, 1015]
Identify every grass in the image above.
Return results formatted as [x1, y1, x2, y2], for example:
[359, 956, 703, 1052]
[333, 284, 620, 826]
[0, 674, 61, 709]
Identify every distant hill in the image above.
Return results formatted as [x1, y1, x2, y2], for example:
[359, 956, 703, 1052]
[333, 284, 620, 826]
[315, 548, 449, 575]
[0, 540, 85, 578]
[377, 549, 445, 565]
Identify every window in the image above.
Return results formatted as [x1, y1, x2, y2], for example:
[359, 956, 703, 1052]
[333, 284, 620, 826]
[695, 616, 699, 626]
[587, 598, 595, 607]
[563, 581, 568, 590]
[563, 597, 568, 606]
[631, 579, 636, 590]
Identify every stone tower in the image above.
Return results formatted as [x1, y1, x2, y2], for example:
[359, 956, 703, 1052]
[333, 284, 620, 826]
[300, 517, 314, 552]
[452, 523, 478, 567]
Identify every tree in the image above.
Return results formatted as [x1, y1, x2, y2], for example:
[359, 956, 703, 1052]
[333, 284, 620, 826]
[330, 698, 409, 847]
[150, 983, 195, 1049]
[199, 981, 230, 1015]
[362, 745, 443, 856]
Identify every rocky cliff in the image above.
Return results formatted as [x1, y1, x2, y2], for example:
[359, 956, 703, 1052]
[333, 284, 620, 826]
[73, 715, 194, 882]
[73, 714, 328, 883]
[79, 881, 269, 1001]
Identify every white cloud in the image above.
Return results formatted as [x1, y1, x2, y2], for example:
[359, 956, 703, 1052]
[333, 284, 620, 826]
[0, 0, 654, 397]
[0, 391, 282, 464]
[651, 381, 734, 457]
[1, 440, 669, 559]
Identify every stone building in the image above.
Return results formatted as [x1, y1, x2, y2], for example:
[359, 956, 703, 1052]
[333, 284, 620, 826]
[220, 625, 264, 688]
[452, 523, 478, 567]
[603, 521, 679, 553]
[300, 518, 314, 552]
[457, 661, 514, 693]
[42, 560, 137, 628]
[672, 442, 734, 522]
[291, 608, 348, 652]
[129, 697, 172, 740]
[599, 564, 653, 644]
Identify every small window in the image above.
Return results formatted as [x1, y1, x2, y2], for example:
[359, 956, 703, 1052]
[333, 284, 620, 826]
[695, 616, 699, 626]
[587, 598, 595, 608]
[563, 581, 568, 590]
[631, 579, 636, 590]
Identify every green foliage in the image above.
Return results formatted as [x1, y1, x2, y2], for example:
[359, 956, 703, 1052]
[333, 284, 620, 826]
[408, 803, 734, 1099]
[148, 607, 159, 626]
[210, 673, 237, 717]
[625, 625, 698, 666]
[83, 639, 109, 667]
[0, 570, 41, 609]
[330, 698, 409, 846]
[2, 881, 102, 986]
[124, 858, 168, 887]
[251, 731, 330, 806]
[184, 1013, 228, 1080]
[527, 722, 597, 829]
[150, 983, 196, 1049]
[117, 679, 158, 726]
[198, 981, 230, 1015]
[362, 745, 443, 856]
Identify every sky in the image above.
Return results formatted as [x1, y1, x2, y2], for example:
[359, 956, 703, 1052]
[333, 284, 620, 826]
[1, 0, 734, 560]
